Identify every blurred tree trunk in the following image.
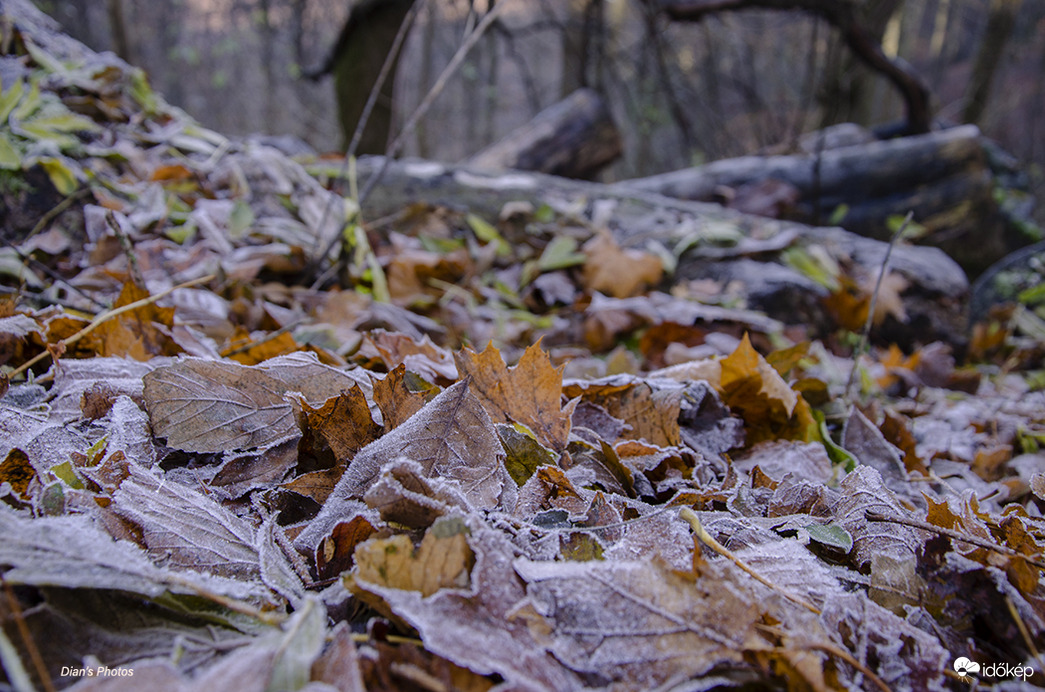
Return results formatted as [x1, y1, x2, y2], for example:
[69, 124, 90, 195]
[818, 0, 902, 128]
[962, 0, 1023, 125]
[562, 0, 605, 96]
[657, 0, 931, 134]
[310, 0, 417, 154]
[106, 0, 130, 63]
[258, 0, 276, 131]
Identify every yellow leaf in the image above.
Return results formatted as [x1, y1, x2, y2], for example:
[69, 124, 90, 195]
[351, 517, 474, 598]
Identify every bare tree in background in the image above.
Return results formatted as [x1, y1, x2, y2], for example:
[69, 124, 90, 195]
[963, 0, 1023, 125]
[307, 0, 417, 154]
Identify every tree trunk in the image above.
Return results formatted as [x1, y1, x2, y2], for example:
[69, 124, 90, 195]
[105, 0, 131, 63]
[657, 0, 932, 134]
[312, 0, 417, 155]
[962, 0, 1023, 126]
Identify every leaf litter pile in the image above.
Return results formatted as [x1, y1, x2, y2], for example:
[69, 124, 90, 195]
[3, 6, 1045, 692]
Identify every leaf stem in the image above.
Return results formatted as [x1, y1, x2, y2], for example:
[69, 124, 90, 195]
[9, 274, 215, 380]
[843, 210, 913, 404]
[679, 508, 821, 614]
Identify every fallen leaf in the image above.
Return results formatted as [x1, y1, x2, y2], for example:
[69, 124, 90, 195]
[372, 363, 427, 430]
[296, 379, 512, 551]
[581, 231, 662, 298]
[350, 515, 474, 600]
[511, 555, 762, 687]
[112, 465, 260, 580]
[455, 341, 574, 453]
[294, 384, 382, 463]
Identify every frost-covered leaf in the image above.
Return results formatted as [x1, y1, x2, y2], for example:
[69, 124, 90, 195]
[353, 525, 583, 691]
[372, 363, 427, 430]
[143, 354, 370, 452]
[832, 465, 923, 569]
[112, 465, 260, 580]
[257, 516, 305, 609]
[512, 556, 762, 687]
[296, 380, 511, 551]
[143, 359, 299, 452]
[0, 508, 260, 601]
[455, 341, 574, 453]
[564, 375, 682, 448]
[349, 515, 474, 605]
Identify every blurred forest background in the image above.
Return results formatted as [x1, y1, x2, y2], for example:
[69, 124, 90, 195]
[33, 0, 1045, 223]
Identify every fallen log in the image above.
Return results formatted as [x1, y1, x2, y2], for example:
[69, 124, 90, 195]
[467, 88, 622, 180]
[618, 125, 1023, 275]
[351, 156, 970, 347]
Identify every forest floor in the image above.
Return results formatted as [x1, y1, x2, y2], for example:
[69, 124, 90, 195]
[2, 3, 1045, 691]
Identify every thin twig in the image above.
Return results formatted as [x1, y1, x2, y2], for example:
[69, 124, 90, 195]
[843, 210, 913, 403]
[304, 0, 425, 279]
[25, 187, 90, 241]
[2, 573, 55, 692]
[357, 2, 508, 206]
[865, 510, 1045, 570]
[9, 275, 214, 379]
[106, 209, 145, 289]
[1005, 595, 1043, 670]
[679, 508, 821, 615]
[222, 318, 304, 358]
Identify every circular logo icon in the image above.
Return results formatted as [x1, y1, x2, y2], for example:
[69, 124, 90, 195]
[953, 657, 981, 681]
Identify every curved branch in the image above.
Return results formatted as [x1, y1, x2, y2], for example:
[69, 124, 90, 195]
[656, 0, 932, 134]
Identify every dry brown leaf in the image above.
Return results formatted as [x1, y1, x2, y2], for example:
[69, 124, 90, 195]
[367, 330, 458, 384]
[719, 334, 818, 445]
[223, 329, 300, 365]
[294, 384, 382, 463]
[455, 341, 573, 453]
[143, 354, 371, 453]
[372, 364, 428, 430]
[143, 359, 299, 452]
[564, 376, 681, 448]
[315, 515, 376, 582]
[93, 282, 182, 360]
[581, 230, 663, 298]
[281, 467, 345, 506]
[0, 448, 36, 502]
[352, 525, 584, 691]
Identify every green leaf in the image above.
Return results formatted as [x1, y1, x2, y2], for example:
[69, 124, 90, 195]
[11, 79, 42, 121]
[814, 409, 857, 472]
[228, 200, 255, 239]
[23, 39, 68, 76]
[267, 598, 326, 692]
[496, 422, 557, 486]
[538, 236, 586, 271]
[0, 77, 25, 123]
[49, 460, 84, 490]
[782, 246, 840, 291]
[806, 523, 853, 553]
[24, 110, 101, 134]
[467, 213, 510, 256]
[0, 132, 22, 169]
[129, 68, 160, 114]
[534, 203, 555, 223]
[828, 204, 849, 225]
[38, 156, 80, 195]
